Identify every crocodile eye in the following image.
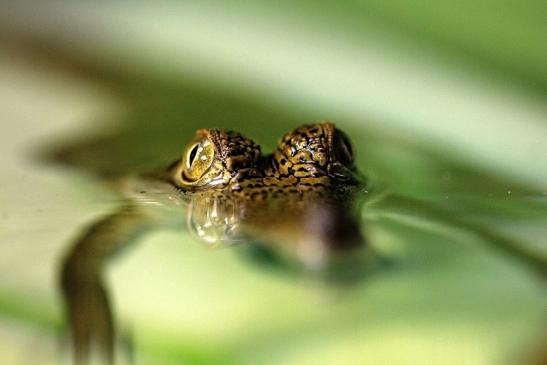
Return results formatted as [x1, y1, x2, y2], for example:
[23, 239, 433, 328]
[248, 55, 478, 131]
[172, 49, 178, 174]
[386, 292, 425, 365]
[334, 131, 354, 166]
[181, 138, 215, 182]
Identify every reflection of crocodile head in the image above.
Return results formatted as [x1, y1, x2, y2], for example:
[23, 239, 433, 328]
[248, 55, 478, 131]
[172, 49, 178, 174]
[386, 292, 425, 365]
[169, 122, 366, 269]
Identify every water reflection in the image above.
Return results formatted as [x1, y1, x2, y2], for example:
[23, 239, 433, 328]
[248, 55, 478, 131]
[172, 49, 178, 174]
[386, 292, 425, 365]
[187, 194, 243, 246]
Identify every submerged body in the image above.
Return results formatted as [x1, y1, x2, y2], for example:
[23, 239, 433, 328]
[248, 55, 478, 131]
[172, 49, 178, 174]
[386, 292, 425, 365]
[61, 122, 368, 364]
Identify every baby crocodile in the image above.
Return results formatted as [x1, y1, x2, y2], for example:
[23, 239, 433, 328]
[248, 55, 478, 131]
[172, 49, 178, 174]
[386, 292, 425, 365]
[165, 122, 364, 253]
[61, 122, 367, 365]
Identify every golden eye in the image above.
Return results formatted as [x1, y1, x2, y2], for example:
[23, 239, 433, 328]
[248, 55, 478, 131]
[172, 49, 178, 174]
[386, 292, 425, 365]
[181, 138, 215, 182]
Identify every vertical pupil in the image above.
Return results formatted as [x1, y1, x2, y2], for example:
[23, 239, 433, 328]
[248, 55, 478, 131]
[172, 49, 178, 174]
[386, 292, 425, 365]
[188, 144, 199, 166]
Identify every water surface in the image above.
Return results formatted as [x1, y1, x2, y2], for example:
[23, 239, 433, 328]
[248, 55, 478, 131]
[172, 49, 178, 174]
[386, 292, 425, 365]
[1, 7, 546, 364]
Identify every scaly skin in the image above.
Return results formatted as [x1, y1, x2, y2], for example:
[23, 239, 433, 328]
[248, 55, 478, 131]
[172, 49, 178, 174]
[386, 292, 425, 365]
[169, 122, 362, 199]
